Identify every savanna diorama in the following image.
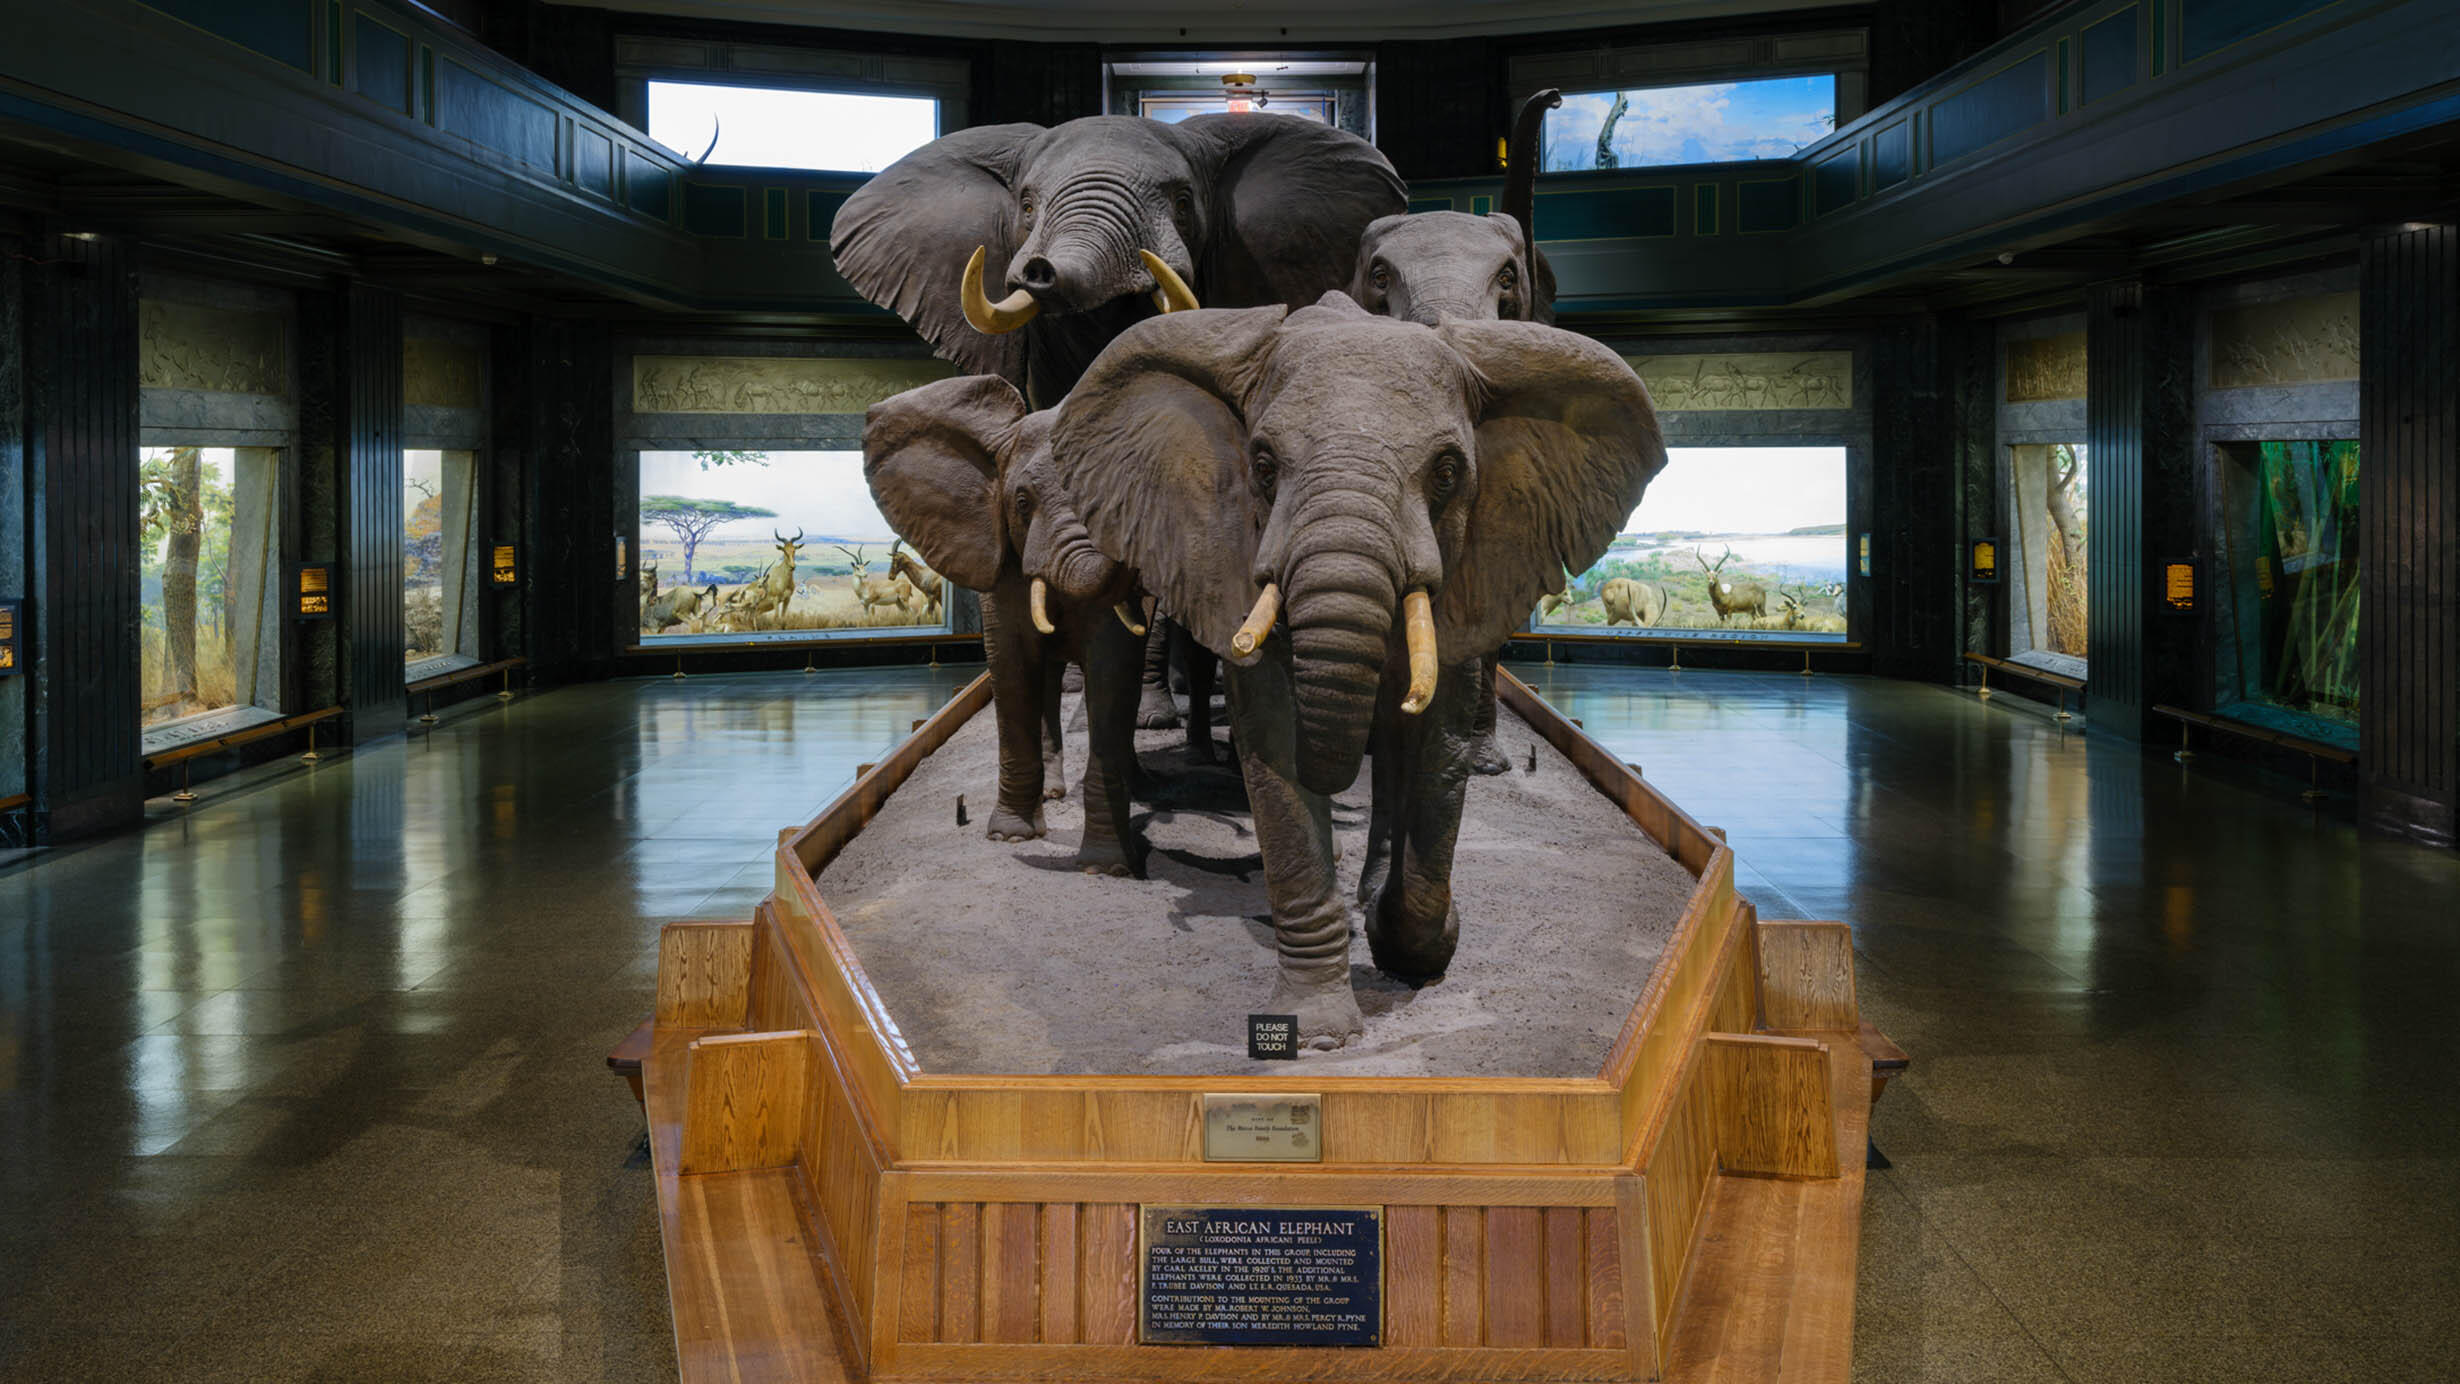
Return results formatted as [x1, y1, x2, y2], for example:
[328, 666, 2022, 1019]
[1531, 444, 1851, 636]
[635, 450, 947, 638]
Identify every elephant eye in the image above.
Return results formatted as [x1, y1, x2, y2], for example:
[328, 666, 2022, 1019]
[1498, 263, 1518, 290]
[1173, 188, 1195, 221]
[1427, 451, 1464, 507]
[1015, 488, 1036, 517]
[1370, 263, 1390, 292]
[1250, 448, 1279, 501]
[1019, 194, 1036, 224]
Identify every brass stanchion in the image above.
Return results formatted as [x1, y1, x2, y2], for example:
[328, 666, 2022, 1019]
[301, 723, 321, 763]
[1976, 664, 1992, 700]
[2301, 758, 2325, 804]
[497, 667, 514, 702]
[1668, 643, 1682, 673]
[172, 762, 196, 804]
[1800, 647, 1813, 676]
[418, 691, 438, 726]
[673, 656, 686, 680]
[2174, 722, 2194, 763]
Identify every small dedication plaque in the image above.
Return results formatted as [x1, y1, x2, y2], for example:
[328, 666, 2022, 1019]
[1139, 1205, 1381, 1346]
[1203, 1092, 1321, 1162]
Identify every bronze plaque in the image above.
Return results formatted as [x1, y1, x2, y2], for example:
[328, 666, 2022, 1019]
[1139, 1205, 1381, 1346]
[295, 565, 333, 620]
[1202, 1092, 1321, 1163]
[492, 544, 519, 586]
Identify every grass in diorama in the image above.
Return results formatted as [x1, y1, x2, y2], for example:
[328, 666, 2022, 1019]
[638, 536, 945, 634]
[1535, 542, 1848, 633]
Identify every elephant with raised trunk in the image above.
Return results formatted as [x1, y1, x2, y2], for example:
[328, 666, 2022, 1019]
[865, 376, 1147, 873]
[831, 114, 1406, 407]
[1053, 295, 1666, 1047]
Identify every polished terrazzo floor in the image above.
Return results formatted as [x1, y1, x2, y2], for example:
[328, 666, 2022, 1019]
[2, 663, 2454, 1382]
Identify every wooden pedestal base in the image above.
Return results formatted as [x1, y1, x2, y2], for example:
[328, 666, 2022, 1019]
[639, 671, 1895, 1384]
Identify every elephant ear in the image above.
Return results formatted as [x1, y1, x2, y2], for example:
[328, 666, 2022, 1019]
[1435, 320, 1666, 659]
[1050, 306, 1289, 662]
[831, 125, 1042, 385]
[1177, 115, 1407, 310]
[863, 375, 1029, 591]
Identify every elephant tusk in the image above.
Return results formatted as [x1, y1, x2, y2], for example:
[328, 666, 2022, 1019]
[1400, 588, 1438, 715]
[1139, 249, 1201, 313]
[961, 245, 1041, 334]
[1029, 578, 1057, 634]
[1113, 602, 1147, 636]
[1229, 582, 1280, 656]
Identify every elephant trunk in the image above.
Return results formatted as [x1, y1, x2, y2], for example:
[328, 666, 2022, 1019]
[1281, 489, 1402, 797]
[1012, 186, 1154, 314]
[1401, 287, 1497, 327]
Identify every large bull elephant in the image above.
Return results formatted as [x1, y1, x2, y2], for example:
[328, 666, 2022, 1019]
[1053, 295, 1666, 1047]
[834, 112, 1404, 784]
[865, 376, 1146, 871]
[832, 113, 1406, 406]
[1348, 89, 1563, 776]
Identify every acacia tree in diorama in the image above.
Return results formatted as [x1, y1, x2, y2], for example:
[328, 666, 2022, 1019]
[639, 497, 777, 584]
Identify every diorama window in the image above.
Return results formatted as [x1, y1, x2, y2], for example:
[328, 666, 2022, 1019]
[1543, 75, 1836, 172]
[2214, 440, 2359, 742]
[2005, 442, 2088, 669]
[636, 450, 948, 642]
[1138, 91, 1334, 123]
[405, 449, 481, 676]
[1529, 445, 1849, 640]
[645, 80, 937, 172]
[139, 446, 281, 744]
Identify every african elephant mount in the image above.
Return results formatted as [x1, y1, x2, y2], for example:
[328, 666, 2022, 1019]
[1047, 296, 1667, 1047]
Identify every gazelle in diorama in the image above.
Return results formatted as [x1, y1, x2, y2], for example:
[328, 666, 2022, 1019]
[730, 528, 804, 630]
[1696, 544, 1771, 626]
[886, 538, 943, 619]
[838, 544, 918, 621]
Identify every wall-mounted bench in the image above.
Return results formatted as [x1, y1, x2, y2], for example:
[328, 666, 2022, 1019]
[406, 657, 528, 725]
[1964, 653, 2084, 722]
[143, 705, 344, 801]
[2152, 704, 2355, 803]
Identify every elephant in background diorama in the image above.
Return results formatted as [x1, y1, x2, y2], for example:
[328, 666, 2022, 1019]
[832, 113, 1407, 407]
[865, 376, 1149, 874]
[1349, 88, 1563, 776]
[1053, 295, 1666, 1047]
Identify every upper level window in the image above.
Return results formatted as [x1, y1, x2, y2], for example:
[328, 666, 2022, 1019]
[1544, 75, 1836, 172]
[646, 80, 938, 173]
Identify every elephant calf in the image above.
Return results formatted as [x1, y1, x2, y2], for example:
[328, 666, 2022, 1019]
[866, 375, 1148, 875]
[1054, 294, 1666, 1048]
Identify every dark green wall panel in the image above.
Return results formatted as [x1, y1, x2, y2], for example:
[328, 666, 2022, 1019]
[143, 0, 311, 71]
[1737, 177, 1800, 234]
[1931, 51, 2050, 167]
[2080, 7, 2141, 106]
[355, 16, 411, 115]
[2182, 0, 2336, 63]
[1871, 123, 1912, 191]
[433, 59, 555, 171]
[1813, 150, 1860, 217]
[684, 184, 747, 238]
[1536, 187, 1676, 241]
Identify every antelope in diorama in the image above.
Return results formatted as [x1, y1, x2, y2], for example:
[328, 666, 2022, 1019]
[727, 528, 803, 630]
[1695, 545, 1771, 626]
[838, 545, 917, 621]
[886, 538, 942, 619]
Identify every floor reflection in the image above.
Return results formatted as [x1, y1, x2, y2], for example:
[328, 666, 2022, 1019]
[0, 661, 2452, 1382]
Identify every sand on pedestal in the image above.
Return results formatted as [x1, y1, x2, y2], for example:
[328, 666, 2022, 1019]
[814, 693, 1698, 1078]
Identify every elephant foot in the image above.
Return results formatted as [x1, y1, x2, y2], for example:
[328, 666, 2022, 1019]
[1367, 893, 1459, 987]
[1467, 733, 1512, 777]
[1043, 756, 1067, 799]
[986, 807, 1047, 842]
[1137, 689, 1181, 730]
[1267, 973, 1365, 1052]
[1075, 833, 1137, 878]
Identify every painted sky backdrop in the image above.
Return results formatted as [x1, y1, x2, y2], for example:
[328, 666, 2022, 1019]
[1543, 75, 1835, 171]
[1628, 446, 1845, 534]
[638, 450, 899, 543]
[647, 81, 938, 172]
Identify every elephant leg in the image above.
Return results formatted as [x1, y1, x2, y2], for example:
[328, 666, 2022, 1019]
[1465, 653, 1511, 776]
[1365, 659, 1477, 985]
[1072, 618, 1144, 878]
[980, 583, 1048, 841]
[1227, 660, 1362, 1050]
[1138, 617, 1181, 729]
[1040, 653, 1068, 799]
[1181, 630, 1219, 765]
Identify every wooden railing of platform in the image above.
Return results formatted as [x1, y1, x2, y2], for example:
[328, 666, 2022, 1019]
[639, 667, 1895, 1384]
